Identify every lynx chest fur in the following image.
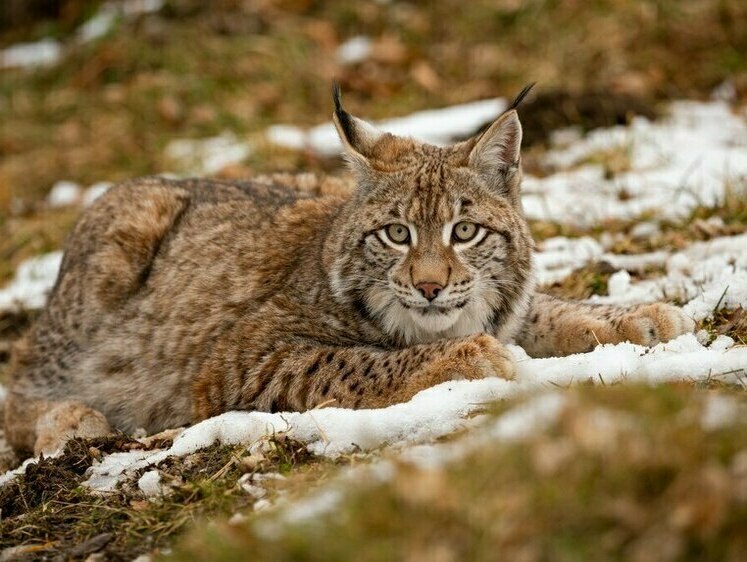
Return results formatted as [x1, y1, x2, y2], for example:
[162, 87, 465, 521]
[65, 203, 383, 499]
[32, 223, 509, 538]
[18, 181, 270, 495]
[5, 87, 694, 456]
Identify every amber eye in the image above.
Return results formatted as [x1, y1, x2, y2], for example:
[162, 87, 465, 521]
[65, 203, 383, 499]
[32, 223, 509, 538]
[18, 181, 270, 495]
[452, 221, 479, 242]
[385, 223, 411, 244]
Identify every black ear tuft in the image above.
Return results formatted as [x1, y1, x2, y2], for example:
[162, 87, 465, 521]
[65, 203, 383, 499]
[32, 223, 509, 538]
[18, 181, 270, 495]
[332, 81, 344, 113]
[332, 82, 357, 144]
[508, 83, 536, 111]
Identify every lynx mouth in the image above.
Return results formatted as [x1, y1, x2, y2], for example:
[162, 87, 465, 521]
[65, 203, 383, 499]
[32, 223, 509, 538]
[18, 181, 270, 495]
[408, 298, 469, 315]
[408, 304, 463, 332]
[417, 305, 453, 315]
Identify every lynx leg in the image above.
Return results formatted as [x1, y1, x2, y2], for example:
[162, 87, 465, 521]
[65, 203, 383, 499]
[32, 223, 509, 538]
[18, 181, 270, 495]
[518, 293, 696, 357]
[3, 392, 111, 457]
[34, 401, 112, 456]
[194, 333, 517, 418]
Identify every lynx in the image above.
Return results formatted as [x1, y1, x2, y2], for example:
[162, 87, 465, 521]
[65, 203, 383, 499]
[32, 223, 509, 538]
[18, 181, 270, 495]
[5, 86, 694, 456]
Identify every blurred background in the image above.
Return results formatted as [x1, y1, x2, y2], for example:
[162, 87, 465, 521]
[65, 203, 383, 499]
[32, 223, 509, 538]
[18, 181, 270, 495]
[1, 0, 746, 277]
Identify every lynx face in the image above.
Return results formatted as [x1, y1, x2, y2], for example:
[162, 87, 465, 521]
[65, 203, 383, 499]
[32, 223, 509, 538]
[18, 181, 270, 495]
[327, 92, 534, 344]
[349, 164, 532, 343]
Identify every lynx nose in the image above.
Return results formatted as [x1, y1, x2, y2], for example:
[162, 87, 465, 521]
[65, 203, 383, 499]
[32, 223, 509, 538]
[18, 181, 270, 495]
[416, 282, 444, 302]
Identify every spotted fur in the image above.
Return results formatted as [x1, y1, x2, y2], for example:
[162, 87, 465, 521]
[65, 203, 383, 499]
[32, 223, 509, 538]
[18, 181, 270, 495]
[4, 90, 694, 456]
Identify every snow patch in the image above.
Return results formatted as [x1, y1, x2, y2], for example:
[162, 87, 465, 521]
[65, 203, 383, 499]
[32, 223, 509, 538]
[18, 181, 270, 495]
[0, 252, 63, 313]
[137, 470, 163, 496]
[82, 182, 113, 206]
[336, 36, 372, 65]
[165, 133, 251, 175]
[47, 181, 83, 208]
[522, 101, 747, 225]
[588, 233, 747, 319]
[534, 236, 604, 285]
[0, 39, 62, 69]
[266, 98, 507, 156]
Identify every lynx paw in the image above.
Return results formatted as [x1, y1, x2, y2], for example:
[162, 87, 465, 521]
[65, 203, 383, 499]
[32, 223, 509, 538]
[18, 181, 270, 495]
[618, 303, 695, 346]
[34, 401, 112, 456]
[451, 334, 517, 381]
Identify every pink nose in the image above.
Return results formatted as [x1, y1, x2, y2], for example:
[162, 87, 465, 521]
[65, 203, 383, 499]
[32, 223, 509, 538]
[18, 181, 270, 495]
[415, 282, 444, 302]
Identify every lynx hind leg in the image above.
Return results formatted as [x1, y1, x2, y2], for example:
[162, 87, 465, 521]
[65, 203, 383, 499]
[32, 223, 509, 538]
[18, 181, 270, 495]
[521, 295, 696, 357]
[4, 393, 111, 457]
[82, 181, 189, 308]
[34, 401, 112, 456]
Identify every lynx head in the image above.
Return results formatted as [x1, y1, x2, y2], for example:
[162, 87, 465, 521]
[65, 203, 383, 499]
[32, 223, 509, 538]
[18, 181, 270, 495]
[327, 85, 535, 344]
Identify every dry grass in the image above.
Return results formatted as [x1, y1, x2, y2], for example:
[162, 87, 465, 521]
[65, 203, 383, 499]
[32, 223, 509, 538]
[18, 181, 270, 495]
[0, 433, 330, 561]
[170, 385, 747, 562]
[1, 0, 745, 282]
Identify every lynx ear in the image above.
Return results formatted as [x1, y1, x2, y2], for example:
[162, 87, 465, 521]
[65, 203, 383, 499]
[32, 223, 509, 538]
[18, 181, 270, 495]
[460, 84, 533, 205]
[332, 83, 384, 169]
[468, 109, 523, 179]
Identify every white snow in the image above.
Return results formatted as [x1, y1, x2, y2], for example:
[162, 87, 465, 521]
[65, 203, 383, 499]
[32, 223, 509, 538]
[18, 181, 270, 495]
[1, 0, 164, 71]
[77, 9, 118, 43]
[0, 39, 62, 69]
[82, 181, 113, 206]
[78, 0, 165, 43]
[533, 236, 604, 285]
[336, 36, 373, 65]
[587, 233, 747, 320]
[165, 133, 251, 175]
[266, 98, 507, 156]
[0, 252, 62, 313]
[522, 101, 747, 225]
[47, 180, 83, 207]
[137, 470, 163, 496]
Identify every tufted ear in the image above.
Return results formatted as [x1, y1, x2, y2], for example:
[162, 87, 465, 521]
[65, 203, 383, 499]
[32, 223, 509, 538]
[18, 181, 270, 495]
[461, 83, 534, 206]
[468, 109, 523, 176]
[332, 83, 385, 172]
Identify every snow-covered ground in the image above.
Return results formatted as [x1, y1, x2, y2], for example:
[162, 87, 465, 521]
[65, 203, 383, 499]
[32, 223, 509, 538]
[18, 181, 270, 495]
[0, 97, 745, 492]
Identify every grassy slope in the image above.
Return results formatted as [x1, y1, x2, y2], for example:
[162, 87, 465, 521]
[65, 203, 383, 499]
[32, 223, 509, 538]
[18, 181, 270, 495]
[0, 1, 746, 559]
[172, 386, 747, 562]
[1, 0, 746, 278]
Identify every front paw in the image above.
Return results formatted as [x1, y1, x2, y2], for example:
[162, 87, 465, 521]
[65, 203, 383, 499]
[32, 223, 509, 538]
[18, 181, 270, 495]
[450, 334, 517, 381]
[618, 303, 695, 346]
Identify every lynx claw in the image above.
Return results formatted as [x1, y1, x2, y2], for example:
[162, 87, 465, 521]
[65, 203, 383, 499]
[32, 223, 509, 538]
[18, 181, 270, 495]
[620, 303, 695, 347]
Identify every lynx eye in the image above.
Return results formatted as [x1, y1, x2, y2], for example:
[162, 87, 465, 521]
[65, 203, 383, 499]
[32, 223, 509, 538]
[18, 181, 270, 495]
[384, 223, 411, 244]
[452, 221, 479, 242]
